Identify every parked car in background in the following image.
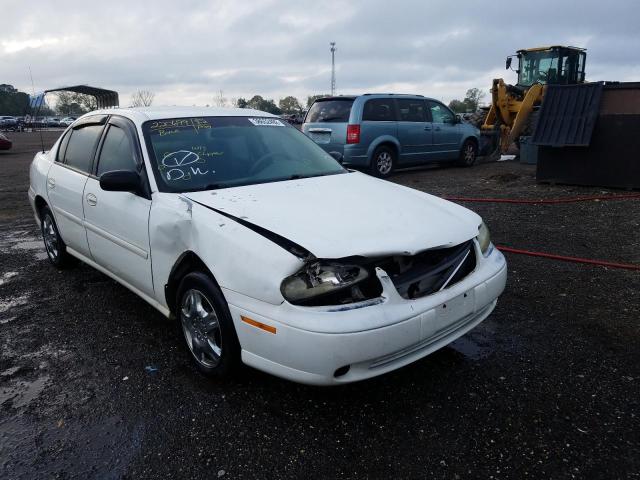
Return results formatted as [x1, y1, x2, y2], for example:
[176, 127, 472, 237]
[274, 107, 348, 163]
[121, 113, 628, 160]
[0, 116, 18, 130]
[59, 117, 77, 127]
[0, 132, 11, 150]
[302, 94, 481, 177]
[28, 106, 506, 385]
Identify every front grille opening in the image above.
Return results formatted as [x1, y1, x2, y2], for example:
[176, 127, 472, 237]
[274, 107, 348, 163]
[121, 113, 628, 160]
[379, 240, 476, 300]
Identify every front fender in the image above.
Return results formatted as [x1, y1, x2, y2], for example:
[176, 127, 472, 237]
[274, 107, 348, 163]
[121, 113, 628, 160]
[149, 194, 304, 308]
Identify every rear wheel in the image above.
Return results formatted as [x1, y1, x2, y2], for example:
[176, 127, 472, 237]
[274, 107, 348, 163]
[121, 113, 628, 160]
[40, 206, 75, 268]
[177, 272, 240, 377]
[370, 145, 396, 178]
[457, 139, 478, 167]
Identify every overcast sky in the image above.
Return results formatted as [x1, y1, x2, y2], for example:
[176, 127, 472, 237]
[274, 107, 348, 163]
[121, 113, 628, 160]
[2, 0, 638, 108]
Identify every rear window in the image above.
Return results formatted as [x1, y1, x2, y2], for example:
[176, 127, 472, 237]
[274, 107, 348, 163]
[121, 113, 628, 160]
[306, 99, 353, 123]
[64, 125, 104, 173]
[362, 99, 396, 121]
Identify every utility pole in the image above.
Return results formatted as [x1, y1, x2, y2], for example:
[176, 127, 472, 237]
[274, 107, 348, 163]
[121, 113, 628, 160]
[330, 42, 337, 96]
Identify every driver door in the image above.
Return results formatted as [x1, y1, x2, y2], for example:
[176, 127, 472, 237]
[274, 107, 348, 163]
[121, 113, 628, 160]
[427, 101, 462, 161]
[83, 116, 154, 297]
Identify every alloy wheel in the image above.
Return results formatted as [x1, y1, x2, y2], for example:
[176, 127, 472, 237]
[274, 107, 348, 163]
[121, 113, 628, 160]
[180, 289, 223, 368]
[42, 215, 59, 261]
[376, 151, 393, 175]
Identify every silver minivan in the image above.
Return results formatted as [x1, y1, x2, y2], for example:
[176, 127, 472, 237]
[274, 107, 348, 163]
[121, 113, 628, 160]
[302, 94, 481, 177]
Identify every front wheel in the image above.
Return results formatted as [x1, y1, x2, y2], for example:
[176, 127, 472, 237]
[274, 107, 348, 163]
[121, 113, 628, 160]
[370, 146, 396, 178]
[40, 206, 75, 268]
[457, 139, 478, 167]
[177, 272, 240, 378]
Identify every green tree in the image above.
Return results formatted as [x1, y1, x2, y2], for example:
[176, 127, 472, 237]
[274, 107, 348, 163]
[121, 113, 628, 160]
[246, 95, 282, 114]
[278, 96, 303, 114]
[55, 92, 96, 115]
[236, 98, 248, 108]
[306, 94, 329, 109]
[462, 88, 486, 112]
[0, 85, 32, 115]
[448, 99, 467, 113]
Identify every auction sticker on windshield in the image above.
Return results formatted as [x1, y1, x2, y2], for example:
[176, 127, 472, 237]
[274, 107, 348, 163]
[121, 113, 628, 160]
[248, 118, 285, 127]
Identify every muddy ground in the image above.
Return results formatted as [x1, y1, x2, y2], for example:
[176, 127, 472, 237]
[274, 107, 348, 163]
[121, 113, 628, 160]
[1, 132, 638, 479]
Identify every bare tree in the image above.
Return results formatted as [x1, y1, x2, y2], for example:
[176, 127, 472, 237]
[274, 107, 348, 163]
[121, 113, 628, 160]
[130, 90, 155, 107]
[214, 90, 228, 108]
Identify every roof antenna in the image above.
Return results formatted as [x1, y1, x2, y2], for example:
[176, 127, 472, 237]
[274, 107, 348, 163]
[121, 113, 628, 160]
[29, 66, 46, 153]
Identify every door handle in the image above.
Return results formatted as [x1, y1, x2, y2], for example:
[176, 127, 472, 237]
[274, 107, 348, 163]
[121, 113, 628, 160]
[47, 178, 55, 189]
[434, 126, 441, 131]
[86, 193, 97, 207]
[424, 126, 431, 131]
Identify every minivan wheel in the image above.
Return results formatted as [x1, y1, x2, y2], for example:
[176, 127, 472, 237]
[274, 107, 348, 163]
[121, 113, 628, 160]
[458, 139, 478, 167]
[40, 206, 75, 268]
[370, 146, 396, 178]
[176, 272, 240, 378]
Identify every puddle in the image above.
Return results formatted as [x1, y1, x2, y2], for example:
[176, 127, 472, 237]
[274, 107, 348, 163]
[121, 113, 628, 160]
[0, 375, 50, 409]
[1, 366, 22, 377]
[0, 294, 30, 314]
[0, 414, 143, 480]
[0, 271, 19, 286]
[0, 229, 46, 261]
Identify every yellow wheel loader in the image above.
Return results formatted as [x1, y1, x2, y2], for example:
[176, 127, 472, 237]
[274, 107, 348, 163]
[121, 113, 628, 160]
[473, 46, 587, 156]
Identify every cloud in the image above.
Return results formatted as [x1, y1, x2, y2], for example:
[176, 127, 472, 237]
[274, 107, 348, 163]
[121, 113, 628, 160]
[1, 0, 638, 106]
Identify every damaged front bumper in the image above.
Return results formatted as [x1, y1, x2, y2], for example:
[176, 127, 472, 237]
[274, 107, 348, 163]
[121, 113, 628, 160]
[223, 242, 507, 385]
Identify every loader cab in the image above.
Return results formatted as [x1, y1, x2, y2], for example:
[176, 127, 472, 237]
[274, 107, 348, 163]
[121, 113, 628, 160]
[512, 46, 586, 87]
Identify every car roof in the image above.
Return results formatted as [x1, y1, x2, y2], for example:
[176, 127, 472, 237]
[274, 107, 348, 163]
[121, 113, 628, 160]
[83, 106, 276, 124]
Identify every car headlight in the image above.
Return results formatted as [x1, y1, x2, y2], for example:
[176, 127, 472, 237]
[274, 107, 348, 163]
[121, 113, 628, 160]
[281, 261, 371, 305]
[477, 221, 492, 256]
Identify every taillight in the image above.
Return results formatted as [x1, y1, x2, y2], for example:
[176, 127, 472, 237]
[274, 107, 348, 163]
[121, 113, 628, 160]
[346, 124, 360, 144]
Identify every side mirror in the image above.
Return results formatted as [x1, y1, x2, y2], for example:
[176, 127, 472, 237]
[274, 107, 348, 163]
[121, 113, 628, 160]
[506, 57, 512, 70]
[329, 151, 344, 164]
[100, 170, 142, 193]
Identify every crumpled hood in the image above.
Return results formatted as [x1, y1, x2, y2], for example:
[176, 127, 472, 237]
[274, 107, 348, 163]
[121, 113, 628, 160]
[185, 171, 481, 259]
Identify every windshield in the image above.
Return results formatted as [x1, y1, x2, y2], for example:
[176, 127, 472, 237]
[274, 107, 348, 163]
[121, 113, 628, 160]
[143, 116, 346, 192]
[518, 50, 563, 86]
[305, 99, 353, 123]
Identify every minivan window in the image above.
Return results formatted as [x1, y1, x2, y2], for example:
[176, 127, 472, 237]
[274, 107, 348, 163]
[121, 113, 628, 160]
[64, 125, 104, 173]
[396, 99, 426, 122]
[306, 99, 353, 123]
[362, 99, 396, 121]
[97, 125, 137, 176]
[427, 101, 455, 123]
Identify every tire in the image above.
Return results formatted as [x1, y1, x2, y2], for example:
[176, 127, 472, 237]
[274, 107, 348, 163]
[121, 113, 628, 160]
[370, 145, 396, 178]
[457, 139, 478, 167]
[40, 206, 75, 268]
[176, 272, 240, 378]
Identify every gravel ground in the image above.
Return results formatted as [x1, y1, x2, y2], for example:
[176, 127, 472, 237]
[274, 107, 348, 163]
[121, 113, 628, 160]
[1, 132, 638, 479]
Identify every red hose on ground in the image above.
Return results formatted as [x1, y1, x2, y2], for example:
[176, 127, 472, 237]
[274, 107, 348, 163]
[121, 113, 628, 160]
[496, 246, 640, 271]
[444, 193, 640, 204]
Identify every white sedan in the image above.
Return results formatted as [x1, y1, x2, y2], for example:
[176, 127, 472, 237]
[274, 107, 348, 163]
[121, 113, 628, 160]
[28, 107, 507, 385]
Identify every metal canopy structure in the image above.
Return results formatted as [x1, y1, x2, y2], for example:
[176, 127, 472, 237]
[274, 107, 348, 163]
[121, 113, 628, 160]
[44, 85, 119, 109]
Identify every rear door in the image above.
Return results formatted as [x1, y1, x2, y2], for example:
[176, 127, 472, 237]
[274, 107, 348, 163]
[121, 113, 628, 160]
[83, 116, 154, 297]
[46, 116, 107, 258]
[395, 98, 432, 164]
[302, 98, 354, 152]
[426, 100, 462, 160]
